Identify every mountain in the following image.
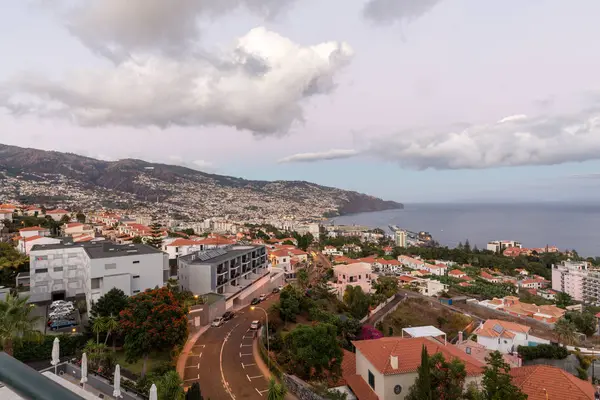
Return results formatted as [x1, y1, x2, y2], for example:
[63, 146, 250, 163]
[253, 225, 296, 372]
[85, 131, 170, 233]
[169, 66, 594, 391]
[0, 143, 402, 221]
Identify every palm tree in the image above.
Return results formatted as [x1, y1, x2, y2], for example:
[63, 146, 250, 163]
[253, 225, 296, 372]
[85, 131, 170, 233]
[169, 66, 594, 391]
[0, 293, 42, 356]
[267, 377, 287, 400]
[554, 317, 577, 345]
[156, 370, 185, 400]
[92, 317, 106, 344]
[103, 314, 119, 350]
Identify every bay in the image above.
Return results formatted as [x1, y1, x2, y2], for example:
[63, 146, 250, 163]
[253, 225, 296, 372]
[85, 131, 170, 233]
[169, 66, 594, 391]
[330, 203, 600, 257]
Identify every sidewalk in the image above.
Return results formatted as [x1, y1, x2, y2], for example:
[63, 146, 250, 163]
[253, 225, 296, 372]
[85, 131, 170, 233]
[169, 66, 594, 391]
[252, 335, 298, 400]
[176, 324, 210, 380]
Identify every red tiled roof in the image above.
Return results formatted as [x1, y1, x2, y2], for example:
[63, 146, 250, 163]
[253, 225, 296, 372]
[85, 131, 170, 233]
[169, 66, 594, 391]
[352, 337, 484, 376]
[24, 235, 43, 242]
[167, 239, 202, 247]
[475, 319, 531, 339]
[510, 365, 595, 400]
[65, 223, 84, 228]
[344, 375, 379, 400]
[46, 209, 69, 214]
[329, 350, 356, 388]
[19, 226, 46, 232]
[399, 276, 417, 283]
[449, 269, 464, 275]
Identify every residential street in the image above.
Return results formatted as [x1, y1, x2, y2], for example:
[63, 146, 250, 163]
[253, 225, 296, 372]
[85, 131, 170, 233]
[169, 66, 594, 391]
[182, 295, 279, 399]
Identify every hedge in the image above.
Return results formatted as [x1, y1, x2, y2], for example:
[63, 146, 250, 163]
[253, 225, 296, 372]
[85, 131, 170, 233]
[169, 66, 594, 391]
[517, 344, 568, 361]
[13, 334, 88, 362]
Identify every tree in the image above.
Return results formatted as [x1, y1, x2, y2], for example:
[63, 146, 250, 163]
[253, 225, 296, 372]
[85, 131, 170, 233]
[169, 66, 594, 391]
[555, 292, 573, 309]
[103, 314, 119, 349]
[565, 311, 596, 336]
[132, 236, 143, 244]
[372, 276, 398, 299]
[119, 287, 188, 377]
[554, 317, 578, 345]
[185, 382, 204, 400]
[284, 323, 343, 380]
[267, 377, 287, 400]
[92, 317, 105, 344]
[406, 346, 431, 400]
[90, 288, 128, 321]
[0, 293, 41, 355]
[343, 285, 371, 320]
[481, 351, 526, 400]
[275, 286, 301, 323]
[60, 214, 71, 224]
[75, 212, 86, 223]
[156, 370, 185, 400]
[297, 269, 309, 290]
[146, 221, 164, 249]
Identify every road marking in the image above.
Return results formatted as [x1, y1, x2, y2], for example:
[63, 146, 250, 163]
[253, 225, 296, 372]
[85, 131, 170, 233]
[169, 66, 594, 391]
[240, 344, 252, 347]
[241, 363, 256, 369]
[240, 352, 252, 357]
[193, 344, 206, 348]
[255, 388, 269, 396]
[248, 375, 263, 380]
[184, 374, 200, 382]
[243, 335, 254, 339]
[220, 323, 239, 400]
[185, 363, 200, 369]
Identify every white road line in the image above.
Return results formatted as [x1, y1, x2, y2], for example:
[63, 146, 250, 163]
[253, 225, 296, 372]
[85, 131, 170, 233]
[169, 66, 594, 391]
[255, 388, 263, 396]
[248, 375, 263, 379]
[184, 374, 200, 382]
[240, 344, 252, 347]
[258, 389, 268, 394]
[185, 363, 200, 369]
[193, 345, 205, 348]
[240, 353, 252, 357]
[220, 324, 239, 400]
[246, 374, 251, 382]
[241, 363, 256, 369]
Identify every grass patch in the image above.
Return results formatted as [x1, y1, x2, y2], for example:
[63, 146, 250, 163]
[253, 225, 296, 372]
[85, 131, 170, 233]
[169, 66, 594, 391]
[114, 350, 172, 375]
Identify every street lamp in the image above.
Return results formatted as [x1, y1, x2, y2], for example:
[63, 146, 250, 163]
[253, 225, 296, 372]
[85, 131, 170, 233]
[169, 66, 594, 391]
[250, 306, 270, 369]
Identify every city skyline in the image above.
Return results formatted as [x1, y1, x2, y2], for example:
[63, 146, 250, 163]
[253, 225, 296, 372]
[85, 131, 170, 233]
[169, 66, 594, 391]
[1, 0, 600, 203]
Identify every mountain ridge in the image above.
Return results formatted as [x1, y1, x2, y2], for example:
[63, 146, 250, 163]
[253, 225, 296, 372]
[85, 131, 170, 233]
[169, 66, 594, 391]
[0, 143, 403, 220]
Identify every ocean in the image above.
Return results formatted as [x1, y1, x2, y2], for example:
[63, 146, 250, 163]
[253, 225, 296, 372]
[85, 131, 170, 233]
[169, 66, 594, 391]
[330, 203, 600, 257]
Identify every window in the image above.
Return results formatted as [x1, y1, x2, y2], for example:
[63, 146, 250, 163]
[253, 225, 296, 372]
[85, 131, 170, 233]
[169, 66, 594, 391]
[53, 267, 63, 272]
[133, 260, 140, 264]
[91, 278, 101, 289]
[105, 263, 116, 270]
[368, 370, 375, 390]
[36, 268, 48, 273]
[466, 347, 471, 354]
[68, 253, 78, 258]
[36, 256, 48, 261]
[133, 290, 140, 294]
[133, 275, 140, 279]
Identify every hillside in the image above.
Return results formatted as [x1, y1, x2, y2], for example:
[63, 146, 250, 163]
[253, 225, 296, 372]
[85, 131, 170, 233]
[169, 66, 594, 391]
[0, 144, 402, 221]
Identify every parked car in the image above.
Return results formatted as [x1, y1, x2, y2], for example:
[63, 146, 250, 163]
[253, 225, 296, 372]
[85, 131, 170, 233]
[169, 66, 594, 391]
[250, 320, 260, 330]
[50, 319, 77, 331]
[49, 310, 74, 319]
[250, 298, 260, 305]
[259, 294, 267, 302]
[222, 311, 234, 321]
[272, 287, 280, 294]
[212, 317, 225, 327]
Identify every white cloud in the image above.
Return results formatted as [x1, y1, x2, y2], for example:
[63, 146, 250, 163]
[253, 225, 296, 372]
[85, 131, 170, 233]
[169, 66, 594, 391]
[278, 149, 359, 163]
[363, 0, 442, 25]
[49, 0, 297, 59]
[367, 108, 600, 170]
[0, 27, 353, 135]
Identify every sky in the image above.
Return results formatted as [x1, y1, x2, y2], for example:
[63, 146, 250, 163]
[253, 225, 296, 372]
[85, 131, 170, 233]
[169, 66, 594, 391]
[1, 0, 600, 203]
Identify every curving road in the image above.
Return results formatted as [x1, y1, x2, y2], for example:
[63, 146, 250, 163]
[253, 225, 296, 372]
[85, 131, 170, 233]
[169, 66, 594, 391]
[183, 295, 279, 399]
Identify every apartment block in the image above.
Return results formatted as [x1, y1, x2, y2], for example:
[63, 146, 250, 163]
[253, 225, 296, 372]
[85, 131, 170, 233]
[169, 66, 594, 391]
[177, 245, 272, 308]
[395, 230, 407, 248]
[25, 241, 168, 310]
[551, 260, 590, 301]
[486, 240, 522, 253]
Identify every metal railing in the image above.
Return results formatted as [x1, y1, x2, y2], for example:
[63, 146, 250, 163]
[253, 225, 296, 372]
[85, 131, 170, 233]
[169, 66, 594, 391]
[0, 352, 84, 400]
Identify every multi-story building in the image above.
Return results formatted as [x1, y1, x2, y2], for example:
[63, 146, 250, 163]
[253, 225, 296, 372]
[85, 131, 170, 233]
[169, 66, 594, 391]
[551, 260, 590, 301]
[486, 240, 521, 253]
[330, 262, 374, 299]
[177, 245, 273, 309]
[395, 230, 407, 248]
[25, 241, 168, 310]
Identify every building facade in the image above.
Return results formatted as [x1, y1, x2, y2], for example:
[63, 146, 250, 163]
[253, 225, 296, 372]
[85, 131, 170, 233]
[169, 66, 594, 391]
[551, 260, 590, 301]
[27, 241, 168, 310]
[394, 230, 407, 248]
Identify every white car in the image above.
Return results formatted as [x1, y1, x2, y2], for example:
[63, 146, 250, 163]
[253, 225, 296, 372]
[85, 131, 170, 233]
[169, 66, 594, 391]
[259, 294, 267, 302]
[50, 300, 71, 310]
[250, 320, 260, 330]
[212, 317, 225, 327]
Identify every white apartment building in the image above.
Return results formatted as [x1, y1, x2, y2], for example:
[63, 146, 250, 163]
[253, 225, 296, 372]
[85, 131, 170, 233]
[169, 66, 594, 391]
[487, 240, 522, 253]
[322, 246, 343, 256]
[177, 245, 272, 309]
[27, 241, 168, 310]
[551, 260, 590, 301]
[395, 230, 407, 248]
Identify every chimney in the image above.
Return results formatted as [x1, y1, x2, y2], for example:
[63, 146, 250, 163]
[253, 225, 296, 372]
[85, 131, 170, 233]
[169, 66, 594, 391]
[390, 355, 398, 370]
[458, 331, 463, 343]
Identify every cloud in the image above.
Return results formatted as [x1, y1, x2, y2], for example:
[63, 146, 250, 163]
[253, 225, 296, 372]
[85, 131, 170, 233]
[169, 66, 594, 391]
[363, 0, 442, 25]
[366, 107, 600, 170]
[48, 0, 297, 59]
[0, 27, 353, 135]
[278, 149, 359, 163]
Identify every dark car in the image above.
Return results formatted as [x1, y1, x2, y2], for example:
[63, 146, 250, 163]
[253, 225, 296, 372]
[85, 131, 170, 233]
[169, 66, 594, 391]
[272, 287, 280, 294]
[223, 311, 235, 321]
[250, 298, 260, 305]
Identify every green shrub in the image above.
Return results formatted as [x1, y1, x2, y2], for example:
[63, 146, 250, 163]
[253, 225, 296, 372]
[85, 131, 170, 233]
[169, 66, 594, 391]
[517, 344, 568, 361]
[13, 335, 88, 362]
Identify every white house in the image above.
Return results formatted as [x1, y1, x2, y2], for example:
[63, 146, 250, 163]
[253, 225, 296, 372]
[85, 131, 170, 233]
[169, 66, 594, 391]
[323, 246, 343, 256]
[397, 255, 425, 270]
[0, 209, 13, 222]
[45, 209, 70, 221]
[474, 319, 549, 354]
[18, 226, 50, 239]
[338, 337, 484, 400]
[19, 236, 62, 255]
[63, 223, 95, 238]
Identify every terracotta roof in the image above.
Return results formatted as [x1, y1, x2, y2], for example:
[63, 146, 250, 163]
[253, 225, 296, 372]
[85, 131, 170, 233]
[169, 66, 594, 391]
[399, 276, 417, 283]
[352, 337, 484, 376]
[196, 237, 235, 246]
[344, 374, 379, 400]
[510, 365, 595, 400]
[480, 271, 495, 279]
[475, 319, 531, 338]
[19, 226, 47, 232]
[270, 249, 291, 257]
[448, 269, 465, 275]
[65, 223, 84, 228]
[46, 209, 69, 214]
[167, 239, 202, 247]
[24, 235, 43, 242]
[330, 350, 356, 388]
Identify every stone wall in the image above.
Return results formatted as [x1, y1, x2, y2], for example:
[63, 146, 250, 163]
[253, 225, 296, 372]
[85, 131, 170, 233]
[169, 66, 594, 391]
[283, 374, 326, 400]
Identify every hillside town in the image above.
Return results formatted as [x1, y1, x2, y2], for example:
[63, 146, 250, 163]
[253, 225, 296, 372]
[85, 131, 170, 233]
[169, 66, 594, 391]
[1, 201, 600, 399]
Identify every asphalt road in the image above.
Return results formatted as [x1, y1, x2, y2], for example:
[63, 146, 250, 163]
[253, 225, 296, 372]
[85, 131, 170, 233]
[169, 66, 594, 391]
[183, 295, 279, 400]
